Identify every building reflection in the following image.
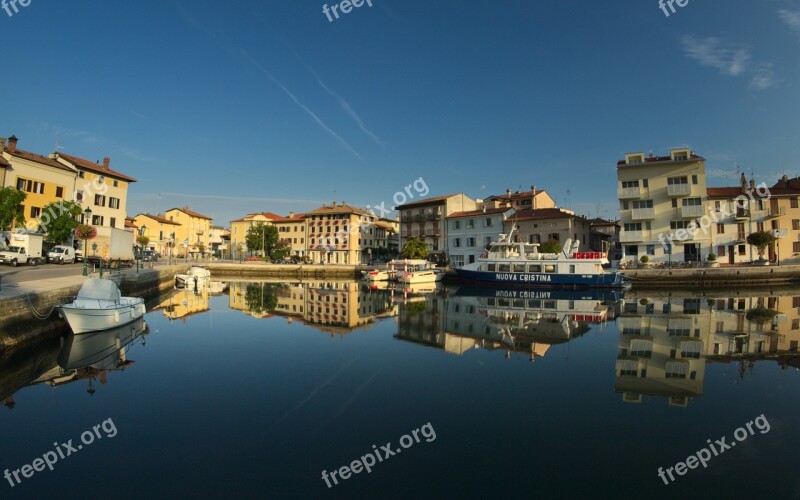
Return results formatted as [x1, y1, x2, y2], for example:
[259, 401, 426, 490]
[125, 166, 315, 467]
[397, 287, 620, 361]
[153, 286, 211, 321]
[616, 290, 800, 407]
[227, 281, 397, 336]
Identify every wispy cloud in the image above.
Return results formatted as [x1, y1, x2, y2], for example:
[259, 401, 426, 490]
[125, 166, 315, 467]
[305, 65, 386, 148]
[778, 9, 800, 35]
[680, 36, 777, 90]
[239, 49, 365, 162]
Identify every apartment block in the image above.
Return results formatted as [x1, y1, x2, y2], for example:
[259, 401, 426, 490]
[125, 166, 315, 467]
[397, 194, 476, 256]
[447, 207, 514, 268]
[306, 201, 376, 264]
[165, 206, 213, 257]
[504, 208, 596, 251]
[617, 148, 710, 264]
[133, 213, 181, 256]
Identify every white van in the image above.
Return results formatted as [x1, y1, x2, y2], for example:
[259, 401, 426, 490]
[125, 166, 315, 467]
[47, 245, 77, 264]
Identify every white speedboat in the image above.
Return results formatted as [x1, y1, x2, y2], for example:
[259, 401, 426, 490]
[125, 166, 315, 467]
[58, 279, 146, 334]
[362, 268, 395, 282]
[175, 266, 212, 288]
[395, 259, 444, 284]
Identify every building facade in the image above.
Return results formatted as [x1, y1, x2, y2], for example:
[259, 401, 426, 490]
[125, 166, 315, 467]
[397, 194, 476, 256]
[617, 148, 710, 265]
[133, 213, 181, 256]
[306, 202, 376, 264]
[504, 208, 596, 251]
[272, 212, 307, 257]
[479, 186, 556, 211]
[165, 206, 213, 257]
[447, 207, 515, 268]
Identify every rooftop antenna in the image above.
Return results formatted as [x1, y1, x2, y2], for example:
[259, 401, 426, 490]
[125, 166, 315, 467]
[54, 136, 64, 152]
[566, 190, 571, 209]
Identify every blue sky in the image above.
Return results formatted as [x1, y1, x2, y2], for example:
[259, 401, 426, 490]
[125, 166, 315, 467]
[2, 0, 799, 224]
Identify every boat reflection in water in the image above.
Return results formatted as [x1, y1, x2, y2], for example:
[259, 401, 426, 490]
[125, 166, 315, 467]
[397, 286, 621, 361]
[53, 316, 148, 394]
[616, 290, 800, 408]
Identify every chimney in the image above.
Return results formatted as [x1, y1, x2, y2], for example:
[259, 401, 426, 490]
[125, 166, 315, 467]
[482, 206, 486, 213]
[740, 173, 747, 191]
[531, 185, 537, 210]
[782, 175, 789, 188]
[506, 189, 512, 197]
[7, 135, 18, 153]
[342, 200, 346, 206]
[750, 178, 756, 190]
[0, 137, 5, 151]
[289, 211, 295, 219]
[332, 201, 337, 207]
[102, 157, 110, 169]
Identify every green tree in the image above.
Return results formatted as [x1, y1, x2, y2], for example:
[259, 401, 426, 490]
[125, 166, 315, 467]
[246, 223, 287, 259]
[245, 283, 278, 314]
[137, 235, 150, 247]
[38, 200, 83, 244]
[746, 231, 776, 260]
[0, 187, 26, 230]
[401, 237, 429, 259]
[539, 240, 562, 254]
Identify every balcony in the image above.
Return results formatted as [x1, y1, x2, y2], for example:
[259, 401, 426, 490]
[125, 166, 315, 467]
[667, 184, 691, 197]
[735, 208, 750, 220]
[631, 207, 655, 220]
[680, 205, 705, 218]
[715, 235, 745, 245]
[618, 186, 642, 199]
[620, 230, 643, 243]
[765, 206, 786, 218]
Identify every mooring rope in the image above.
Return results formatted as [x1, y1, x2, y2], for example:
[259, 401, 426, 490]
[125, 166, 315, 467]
[26, 293, 58, 320]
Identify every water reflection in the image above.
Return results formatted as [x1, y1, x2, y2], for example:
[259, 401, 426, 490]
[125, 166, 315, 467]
[397, 287, 620, 360]
[616, 291, 800, 407]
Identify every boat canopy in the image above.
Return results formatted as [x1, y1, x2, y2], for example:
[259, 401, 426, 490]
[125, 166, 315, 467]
[76, 279, 122, 302]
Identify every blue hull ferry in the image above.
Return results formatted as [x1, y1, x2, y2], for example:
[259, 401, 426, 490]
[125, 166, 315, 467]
[454, 231, 629, 290]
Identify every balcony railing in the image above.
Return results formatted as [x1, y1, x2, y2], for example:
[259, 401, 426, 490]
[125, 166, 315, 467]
[735, 208, 750, 220]
[680, 205, 705, 218]
[667, 184, 691, 197]
[631, 207, 655, 220]
[766, 206, 786, 218]
[618, 186, 642, 199]
[620, 230, 643, 242]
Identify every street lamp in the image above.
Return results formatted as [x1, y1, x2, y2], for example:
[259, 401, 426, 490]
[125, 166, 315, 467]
[82, 207, 92, 276]
[138, 225, 147, 273]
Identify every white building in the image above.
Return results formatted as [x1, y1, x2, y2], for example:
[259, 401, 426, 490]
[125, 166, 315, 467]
[447, 207, 515, 268]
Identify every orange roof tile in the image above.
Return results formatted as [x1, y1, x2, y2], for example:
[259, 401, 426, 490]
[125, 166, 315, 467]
[56, 153, 137, 182]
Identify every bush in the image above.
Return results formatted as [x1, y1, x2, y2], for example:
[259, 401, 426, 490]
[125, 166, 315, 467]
[640, 255, 649, 263]
[707, 253, 717, 261]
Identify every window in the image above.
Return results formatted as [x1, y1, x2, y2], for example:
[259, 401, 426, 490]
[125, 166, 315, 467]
[793, 220, 800, 231]
[668, 177, 688, 185]
[513, 264, 526, 273]
[794, 242, 800, 253]
[682, 198, 702, 206]
[544, 264, 556, 273]
[791, 341, 798, 352]
[454, 238, 461, 248]
[793, 319, 800, 331]
[793, 297, 800, 308]
[569, 264, 576, 274]
[79, 171, 85, 178]
[692, 175, 698, 185]
[632, 200, 653, 209]
[792, 198, 799, 209]
[548, 233, 559, 242]
[738, 245, 746, 256]
[94, 194, 106, 206]
[623, 223, 642, 231]
[16, 178, 25, 190]
[109, 197, 120, 209]
[716, 223, 724, 234]
[625, 245, 638, 256]
[621, 180, 639, 188]
[666, 361, 689, 379]
[671, 199, 678, 208]
[717, 245, 726, 257]
[92, 215, 104, 225]
[498, 264, 510, 272]
[642, 179, 649, 188]
[30, 206, 41, 218]
[113, 180, 119, 187]
[485, 218, 492, 227]
[467, 219, 475, 229]
[453, 220, 461, 230]
[484, 237, 492, 247]
[487, 264, 496, 272]
[529, 234, 540, 244]
[528, 264, 542, 273]
[621, 201, 629, 210]
[714, 200, 721, 210]
[467, 237, 476, 247]
[110, 217, 116, 228]
[670, 221, 691, 230]
[55, 186, 64, 198]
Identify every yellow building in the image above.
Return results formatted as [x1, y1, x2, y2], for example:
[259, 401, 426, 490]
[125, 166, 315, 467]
[165, 206, 213, 257]
[154, 288, 210, 321]
[55, 152, 137, 230]
[617, 148, 709, 265]
[1, 136, 78, 230]
[229, 212, 286, 258]
[306, 201, 377, 264]
[272, 212, 307, 257]
[133, 213, 181, 256]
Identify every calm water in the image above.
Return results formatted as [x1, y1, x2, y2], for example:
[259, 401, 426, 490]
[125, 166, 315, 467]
[2, 280, 800, 499]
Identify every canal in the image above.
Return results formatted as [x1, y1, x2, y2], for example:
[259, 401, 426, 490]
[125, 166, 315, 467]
[1, 280, 799, 499]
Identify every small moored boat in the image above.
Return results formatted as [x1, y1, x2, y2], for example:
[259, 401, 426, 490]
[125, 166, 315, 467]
[175, 266, 211, 288]
[57, 279, 146, 334]
[395, 259, 444, 284]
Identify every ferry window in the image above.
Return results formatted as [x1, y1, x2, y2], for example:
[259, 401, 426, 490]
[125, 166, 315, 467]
[646, 245, 655, 255]
[543, 300, 556, 309]
[513, 299, 525, 308]
[498, 299, 510, 307]
[544, 264, 556, 273]
[513, 264, 525, 273]
[528, 300, 541, 308]
[569, 265, 576, 273]
[529, 264, 542, 273]
[487, 298, 496, 306]
[488, 264, 496, 272]
[498, 264, 510, 272]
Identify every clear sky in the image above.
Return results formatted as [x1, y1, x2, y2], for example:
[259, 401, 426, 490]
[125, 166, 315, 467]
[2, 0, 799, 224]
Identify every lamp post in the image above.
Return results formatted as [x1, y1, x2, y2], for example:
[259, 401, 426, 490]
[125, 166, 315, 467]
[138, 225, 147, 273]
[82, 207, 92, 276]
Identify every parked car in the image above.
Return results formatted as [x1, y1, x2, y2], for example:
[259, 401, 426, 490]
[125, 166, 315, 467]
[47, 245, 77, 264]
[142, 250, 159, 262]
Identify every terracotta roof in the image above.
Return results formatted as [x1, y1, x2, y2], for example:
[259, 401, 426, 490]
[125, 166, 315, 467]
[511, 208, 577, 221]
[448, 207, 513, 218]
[307, 203, 374, 217]
[485, 190, 550, 202]
[589, 218, 619, 226]
[373, 221, 397, 232]
[167, 206, 212, 220]
[56, 153, 137, 182]
[0, 155, 10, 168]
[137, 213, 181, 225]
[230, 212, 305, 223]
[617, 153, 704, 166]
[5, 149, 75, 173]
[124, 219, 138, 229]
[707, 185, 800, 198]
